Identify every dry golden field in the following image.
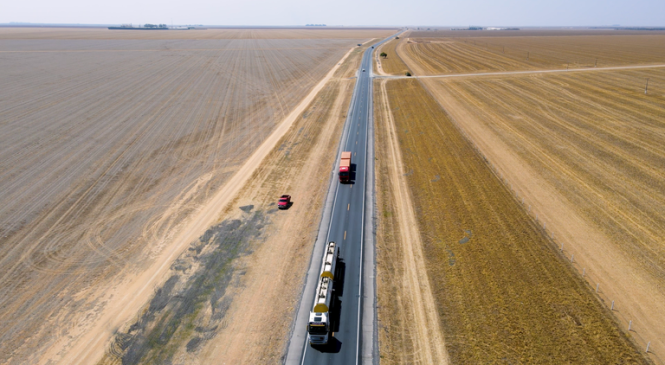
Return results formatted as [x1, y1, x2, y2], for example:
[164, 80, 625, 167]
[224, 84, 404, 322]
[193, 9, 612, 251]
[409, 29, 665, 38]
[428, 70, 665, 276]
[375, 79, 449, 364]
[420, 68, 665, 361]
[0, 28, 383, 364]
[399, 34, 665, 75]
[386, 30, 665, 362]
[379, 78, 649, 364]
[375, 37, 411, 76]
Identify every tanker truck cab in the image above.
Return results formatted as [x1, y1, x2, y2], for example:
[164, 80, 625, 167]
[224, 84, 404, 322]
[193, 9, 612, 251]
[307, 241, 339, 345]
[307, 312, 330, 344]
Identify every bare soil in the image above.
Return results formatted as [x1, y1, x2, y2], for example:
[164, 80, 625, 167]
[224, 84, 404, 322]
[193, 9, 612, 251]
[196, 45, 365, 364]
[0, 27, 396, 40]
[0, 28, 382, 364]
[93, 43, 369, 364]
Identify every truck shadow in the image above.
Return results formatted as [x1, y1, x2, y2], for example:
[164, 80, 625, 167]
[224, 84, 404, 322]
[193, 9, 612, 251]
[312, 336, 342, 353]
[329, 261, 345, 334]
[335, 260, 346, 297]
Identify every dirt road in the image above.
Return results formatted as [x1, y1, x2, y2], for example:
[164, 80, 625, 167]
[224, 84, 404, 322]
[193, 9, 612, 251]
[381, 63, 665, 79]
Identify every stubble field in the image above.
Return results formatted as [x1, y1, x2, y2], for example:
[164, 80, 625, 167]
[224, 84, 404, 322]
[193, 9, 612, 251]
[378, 77, 647, 364]
[421, 68, 665, 362]
[399, 33, 665, 75]
[0, 28, 387, 364]
[377, 30, 664, 363]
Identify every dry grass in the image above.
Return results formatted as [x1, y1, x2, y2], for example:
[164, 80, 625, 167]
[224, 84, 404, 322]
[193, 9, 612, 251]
[421, 69, 665, 361]
[376, 37, 411, 76]
[380, 78, 649, 364]
[400, 34, 665, 75]
[428, 70, 665, 278]
[0, 27, 396, 40]
[409, 29, 665, 38]
[375, 81, 416, 363]
[0, 32, 362, 363]
[375, 79, 449, 364]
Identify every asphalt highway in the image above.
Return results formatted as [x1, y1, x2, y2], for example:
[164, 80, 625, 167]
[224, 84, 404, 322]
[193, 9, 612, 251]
[285, 32, 402, 365]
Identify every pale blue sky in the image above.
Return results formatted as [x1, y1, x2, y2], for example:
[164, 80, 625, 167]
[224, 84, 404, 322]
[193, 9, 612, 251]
[2, 0, 664, 26]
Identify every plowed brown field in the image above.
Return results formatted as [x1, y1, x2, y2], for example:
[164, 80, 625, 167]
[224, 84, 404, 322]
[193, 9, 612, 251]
[400, 34, 665, 75]
[0, 27, 396, 40]
[378, 78, 649, 364]
[0, 28, 386, 364]
[97, 39, 369, 365]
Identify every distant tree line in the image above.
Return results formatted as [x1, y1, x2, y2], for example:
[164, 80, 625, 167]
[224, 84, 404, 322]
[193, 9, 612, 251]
[144, 24, 168, 29]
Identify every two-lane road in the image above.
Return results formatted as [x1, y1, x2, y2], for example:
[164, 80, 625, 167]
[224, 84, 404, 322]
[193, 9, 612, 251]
[286, 32, 402, 365]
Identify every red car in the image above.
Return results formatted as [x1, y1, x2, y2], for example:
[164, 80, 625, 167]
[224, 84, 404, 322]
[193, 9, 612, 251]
[278, 195, 291, 209]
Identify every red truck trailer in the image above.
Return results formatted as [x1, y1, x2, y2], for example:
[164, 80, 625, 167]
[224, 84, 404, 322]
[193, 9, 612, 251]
[339, 151, 351, 183]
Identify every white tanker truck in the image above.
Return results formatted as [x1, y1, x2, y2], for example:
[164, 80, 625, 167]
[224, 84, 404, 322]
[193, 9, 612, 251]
[307, 241, 339, 345]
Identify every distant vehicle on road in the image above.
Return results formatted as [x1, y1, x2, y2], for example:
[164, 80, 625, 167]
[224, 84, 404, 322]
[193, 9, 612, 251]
[362, 69, 365, 72]
[339, 152, 352, 183]
[278, 195, 291, 209]
[357, 43, 362, 46]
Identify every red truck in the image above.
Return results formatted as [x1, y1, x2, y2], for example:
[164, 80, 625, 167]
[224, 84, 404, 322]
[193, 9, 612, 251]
[278, 195, 291, 209]
[339, 151, 352, 183]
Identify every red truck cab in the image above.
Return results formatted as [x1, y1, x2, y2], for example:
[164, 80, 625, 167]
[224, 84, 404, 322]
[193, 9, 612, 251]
[339, 151, 352, 183]
[278, 195, 291, 209]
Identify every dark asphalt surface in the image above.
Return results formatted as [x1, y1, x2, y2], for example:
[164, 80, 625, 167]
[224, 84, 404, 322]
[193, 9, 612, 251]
[299, 33, 400, 365]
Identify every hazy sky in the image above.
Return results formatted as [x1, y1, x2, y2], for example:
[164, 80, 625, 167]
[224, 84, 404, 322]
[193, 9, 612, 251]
[2, 0, 664, 26]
